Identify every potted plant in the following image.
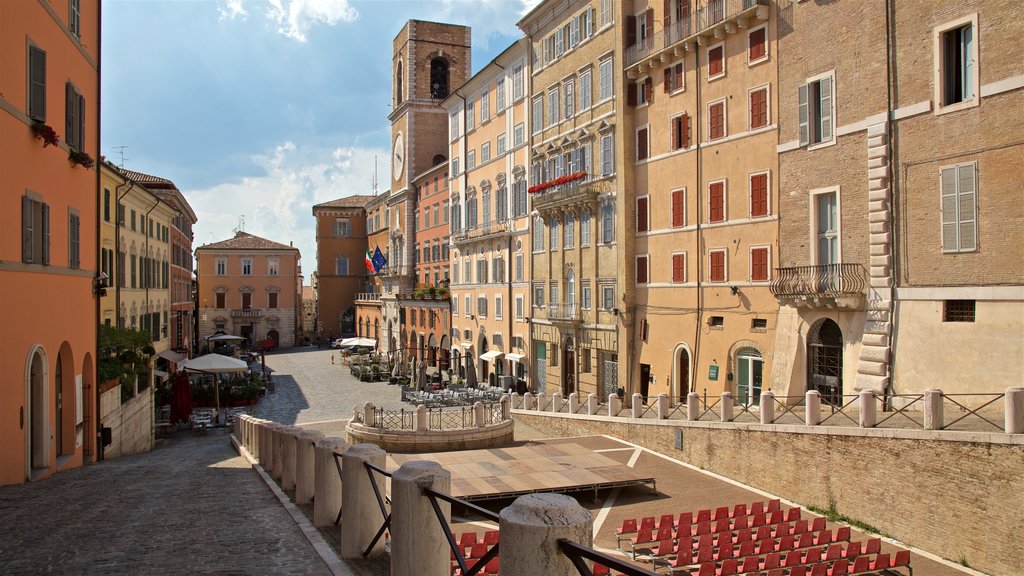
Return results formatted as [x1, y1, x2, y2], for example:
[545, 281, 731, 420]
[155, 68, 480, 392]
[68, 149, 95, 169]
[31, 122, 60, 147]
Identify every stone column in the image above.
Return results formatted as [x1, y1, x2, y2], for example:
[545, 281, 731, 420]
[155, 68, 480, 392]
[313, 437, 349, 528]
[721, 391, 734, 422]
[1006, 387, 1024, 434]
[760, 391, 775, 424]
[923, 389, 944, 430]
[500, 394, 511, 419]
[341, 443, 388, 559]
[259, 422, 274, 471]
[657, 393, 669, 419]
[587, 393, 600, 415]
[608, 394, 621, 417]
[687, 392, 700, 421]
[552, 392, 563, 413]
[524, 392, 534, 410]
[416, 404, 427, 431]
[296, 430, 324, 505]
[568, 392, 580, 413]
[281, 426, 299, 492]
[631, 393, 643, 419]
[474, 401, 485, 428]
[390, 461, 451, 576]
[499, 493, 593, 575]
[538, 392, 549, 411]
[363, 402, 376, 427]
[859, 389, 877, 428]
[805, 390, 821, 426]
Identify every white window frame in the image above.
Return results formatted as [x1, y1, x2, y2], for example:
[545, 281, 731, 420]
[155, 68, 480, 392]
[581, 210, 592, 245]
[480, 89, 490, 122]
[934, 14, 979, 115]
[563, 78, 575, 119]
[467, 99, 476, 130]
[516, 296, 525, 320]
[600, 133, 615, 176]
[581, 285, 592, 310]
[215, 257, 227, 275]
[601, 285, 614, 310]
[635, 77, 650, 108]
[534, 283, 545, 307]
[514, 123, 525, 147]
[481, 142, 491, 163]
[748, 84, 771, 131]
[578, 67, 593, 111]
[939, 162, 978, 253]
[547, 87, 559, 126]
[241, 258, 253, 276]
[267, 257, 279, 276]
[708, 248, 728, 283]
[515, 253, 524, 281]
[533, 217, 544, 252]
[532, 96, 544, 134]
[512, 64, 524, 101]
[495, 295, 503, 320]
[749, 245, 772, 283]
[747, 24, 769, 66]
[335, 257, 349, 276]
[670, 251, 687, 284]
[670, 187, 687, 228]
[496, 78, 506, 111]
[707, 42, 726, 81]
[668, 60, 685, 94]
[467, 149, 476, 170]
[599, 56, 613, 102]
[497, 134, 506, 156]
[808, 186, 843, 266]
[800, 70, 836, 150]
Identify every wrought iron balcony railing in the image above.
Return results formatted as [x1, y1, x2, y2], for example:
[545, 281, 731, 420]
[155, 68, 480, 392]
[532, 179, 611, 214]
[770, 264, 868, 303]
[546, 303, 587, 323]
[626, 0, 767, 68]
[453, 219, 511, 243]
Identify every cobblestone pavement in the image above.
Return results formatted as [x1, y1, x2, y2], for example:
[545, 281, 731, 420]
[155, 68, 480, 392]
[0, 430, 331, 576]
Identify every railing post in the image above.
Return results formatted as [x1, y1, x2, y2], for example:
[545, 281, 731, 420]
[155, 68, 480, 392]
[632, 393, 643, 418]
[568, 392, 580, 413]
[687, 392, 700, 421]
[341, 444, 387, 559]
[501, 394, 511, 419]
[551, 392, 562, 412]
[923, 389, 944, 430]
[721, 391, 734, 422]
[538, 392, 549, 411]
[416, 404, 427, 431]
[474, 401, 485, 428]
[524, 392, 533, 410]
[258, 420, 273, 470]
[391, 461, 451, 576]
[588, 393, 600, 415]
[313, 437, 348, 528]
[1006, 387, 1024, 434]
[363, 401, 375, 427]
[859, 390, 877, 428]
[760, 391, 775, 424]
[511, 392, 521, 409]
[296, 430, 324, 505]
[608, 394, 621, 417]
[499, 493, 593, 575]
[805, 390, 822, 426]
[657, 393, 669, 419]
[281, 425, 299, 492]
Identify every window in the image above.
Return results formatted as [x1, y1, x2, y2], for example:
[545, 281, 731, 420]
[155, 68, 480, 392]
[477, 259, 488, 284]
[550, 284, 559, 306]
[581, 286, 592, 309]
[241, 292, 252, 309]
[477, 296, 488, 317]
[564, 79, 575, 118]
[548, 88, 559, 126]
[68, 212, 80, 269]
[752, 318, 768, 330]
[635, 126, 650, 161]
[443, 201, 449, 223]
[532, 96, 544, 133]
[514, 180, 528, 217]
[533, 216, 544, 251]
[599, 57, 613, 101]
[750, 172, 769, 217]
[335, 257, 348, 275]
[452, 157, 460, 175]
[672, 253, 686, 283]
[799, 73, 834, 147]
[708, 44, 725, 79]
[267, 257, 279, 276]
[709, 316, 724, 328]
[453, 294, 459, 315]
[69, 0, 81, 37]
[664, 62, 684, 93]
[450, 111, 460, 140]
[28, 45, 46, 121]
[936, 16, 978, 109]
[636, 196, 649, 232]
[940, 162, 977, 252]
[709, 250, 727, 282]
[497, 134, 506, 156]
[629, 78, 652, 108]
[130, 209, 136, 231]
[492, 256, 505, 283]
[268, 292, 279, 309]
[751, 247, 770, 282]
[709, 181, 726, 223]
[333, 218, 351, 237]
[515, 254, 524, 281]
[65, 83, 86, 151]
[467, 100, 476, 130]
[748, 26, 767, 63]
[215, 292, 225, 309]
[601, 134, 614, 175]
[516, 296, 525, 320]
[512, 64, 524, 100]
[550, 218, 559, 250]
[579, 68, 592, 110]
[480, 89, 490, 122]
[749, 86, 769, 129]
[671, 113, 690, 150]
[581, 210, 591, 245]
[709, 100, 726, 141]
[671, 189, 686, 227]
[602, 203, 615, 243]
[495, 295, 503, 319]
[514, 123, 525, 147]
[943, 300, 976, 322]
[21, 196, 49, 265]
[601, 0, 611, 25]
[564, 213, 575, 247]
[467, 149, 476, 170]
[534, 284, 545, 307]
[602, 286, 614, 310]
[241, 258, 252, 275]
[481, 142, 491, 163]
[636, 255, 649, 284]
[215, 258, 226, 275]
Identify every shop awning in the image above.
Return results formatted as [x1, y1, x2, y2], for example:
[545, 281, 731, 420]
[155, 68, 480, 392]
[479, 350, 504, 362]
[153, 370, 170, 381]
[505, 353, 526, 362]
[157, 349, 186, 363]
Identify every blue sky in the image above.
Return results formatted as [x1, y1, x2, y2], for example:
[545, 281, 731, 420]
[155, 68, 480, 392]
[102, 0, 536, 276]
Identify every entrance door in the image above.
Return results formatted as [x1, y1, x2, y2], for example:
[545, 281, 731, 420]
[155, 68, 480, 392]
[563, 348, 576, 394]
[809, 319, 843, 406]
[534, 343, 547, 393]
[567, 270, 576, 316]
[816, 192, 840, 290]
[30, 350, 46, 470]
[240, 324, 253, 345]
[676, 349, 690, 403]
[639, 363, 651, 401]
[267, 329, 280, 348]
[736, 348, 763, 406]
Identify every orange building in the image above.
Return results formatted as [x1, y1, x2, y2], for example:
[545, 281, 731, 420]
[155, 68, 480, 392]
[354, 190, 391, 351]
[312, 195, 373, 340]
[195, 232, 302, 349]
[0, 0, 100, 484]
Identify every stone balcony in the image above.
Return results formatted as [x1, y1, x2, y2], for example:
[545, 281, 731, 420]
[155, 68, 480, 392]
[452, 219, 512, 246]
[532, 178, 611, 218]
[770, 264, 868, 310]
[231, 308, 262, 318]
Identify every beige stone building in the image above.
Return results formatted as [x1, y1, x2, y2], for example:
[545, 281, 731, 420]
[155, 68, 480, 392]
[771, 0, 1024, 403]
[446, 39, 532, 389]
[518, 0, 625, 398]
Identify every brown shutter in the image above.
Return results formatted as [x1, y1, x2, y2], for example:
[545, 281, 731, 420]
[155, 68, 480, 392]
[22, 196, 33, 263]
[664, 68, 672, 93]
[41, 202, 50, 265]
[645, 77, 653, 103]
[29, 47, 46, 121]
[752, 248, 768, 281]
[66, 83, 76, 148]
[636, 256, 648, 283]
[626, 15, 637, 47]
[671, 116, 680, 149]
[709, 182, 724, 222]
[751, 173, 768, 217]
[78, 93, 86, 150]
[673, 254, 685, 282]
[682, 113, 690, 148]
[664, 0, 671, 28]
[645, 9, 654, 42]
[710, 252, 724, 282]
[672, 190, 684, 227]
[637, 127, 648, 160]
[637, 197, 649, 232]
[627, 82, 637, 107]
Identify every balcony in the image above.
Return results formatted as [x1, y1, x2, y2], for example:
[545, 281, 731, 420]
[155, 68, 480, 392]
[546, 303, 588, 325]
[453, 220, 511, 245]
[770, 264, 868, 310]
[231, 308, 262, 319]
[355, 292, 382, 303]
[532, 178, 611, 217]
[625, 0, 768, 69]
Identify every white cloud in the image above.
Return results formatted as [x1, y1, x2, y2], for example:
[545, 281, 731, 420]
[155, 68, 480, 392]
[435, 0, 539, 48]
[266, 0, 359, 42]
[217, 0, 249, 21]
[190, 141, 386, 278]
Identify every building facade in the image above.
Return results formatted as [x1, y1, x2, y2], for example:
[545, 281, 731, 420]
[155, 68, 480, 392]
[447, 39, 532, 389]
[195, 232, 302, 349]
[0, 0, 100, 485]
[354, 191, 391, 353]
[312, 195, 373, 340]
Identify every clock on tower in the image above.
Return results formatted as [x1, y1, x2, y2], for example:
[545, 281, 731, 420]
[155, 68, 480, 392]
[392, 132, 405, 181]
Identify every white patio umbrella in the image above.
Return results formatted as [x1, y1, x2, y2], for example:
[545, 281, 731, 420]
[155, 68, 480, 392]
[180, 353, 249, 421]
[206, 334, 245, 342]
[340, 337, 377, 348]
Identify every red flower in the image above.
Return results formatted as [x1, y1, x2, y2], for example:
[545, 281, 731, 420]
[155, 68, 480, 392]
[31, 122, 60, 147]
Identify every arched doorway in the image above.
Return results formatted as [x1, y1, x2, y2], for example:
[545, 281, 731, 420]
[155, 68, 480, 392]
[27, 347, 48, 473]
[408, 332, 418, 362]
[267, 329, 280, 349]
[673, 345, 691, 404]
[478, 334, 489, 387]
[452, 348, 462, 378]
[56, 343, 74, 458]
[808, 318, 843, 406]
[562, 336, 576, 395]
[736, 347, 763, 406]
[427, 333, 438, 367]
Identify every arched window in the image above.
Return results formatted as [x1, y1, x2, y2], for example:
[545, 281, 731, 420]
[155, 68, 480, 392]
[431, 58, 450, 99]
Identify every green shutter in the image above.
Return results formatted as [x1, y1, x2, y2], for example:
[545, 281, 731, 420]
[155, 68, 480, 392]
[940, 166, 959, 251]
[66, 83, 76, 147]
[78, 94, 86, 150]
[798, 84, 809, 146]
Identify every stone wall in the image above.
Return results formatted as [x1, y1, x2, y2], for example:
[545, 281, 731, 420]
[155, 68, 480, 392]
[513, 410, 1023, 575]
[100, 385, 154, 459]
[346, 420, 514, 453]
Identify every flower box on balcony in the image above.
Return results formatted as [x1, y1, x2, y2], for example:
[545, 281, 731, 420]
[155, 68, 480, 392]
[528, 171, 587, 194]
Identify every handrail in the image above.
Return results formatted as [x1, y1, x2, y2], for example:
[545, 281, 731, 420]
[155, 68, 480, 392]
[363, 460, 393, 558]
[942, 393, 1006, 431]
[874, 394, 924, 428]
[424, 486, 500, 576]
[558, 538, 659, 576]
[819, 395, 861, 426]
[771, 396, 803, 424]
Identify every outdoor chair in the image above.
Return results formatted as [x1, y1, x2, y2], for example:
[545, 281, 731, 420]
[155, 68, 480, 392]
[835, 526, 851, 542]
[483, 530, 499, 547]
[824, 543, 843, 561]
[891, 550, 912, 576]
[731, 503, 747, 519]
[869, 552, 890, 571]
[864, 538, 881, 555]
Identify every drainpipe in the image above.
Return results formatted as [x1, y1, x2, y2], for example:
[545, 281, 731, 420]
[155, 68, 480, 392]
[93, 0, 103, 462]
[883, 0, 897, 407]
[693, 41, 704, 403]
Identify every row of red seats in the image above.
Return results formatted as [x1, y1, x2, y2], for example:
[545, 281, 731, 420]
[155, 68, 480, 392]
[657, 539, 878, 573]
[677, 549, 911, 576]
[617, 500, 786, 540]
[451, 530, 500, 576]
[627, 517, 836, 558]
[649, 531, 867, 568]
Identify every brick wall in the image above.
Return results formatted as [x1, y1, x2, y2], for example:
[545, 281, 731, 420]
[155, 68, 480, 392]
[514, 411, 1023, 575]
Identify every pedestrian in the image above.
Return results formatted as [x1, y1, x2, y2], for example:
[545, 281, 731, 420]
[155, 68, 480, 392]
[331, 354, 335, 365]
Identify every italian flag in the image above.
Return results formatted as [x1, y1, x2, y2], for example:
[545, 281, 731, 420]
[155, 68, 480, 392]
[365, 250, 375, 273]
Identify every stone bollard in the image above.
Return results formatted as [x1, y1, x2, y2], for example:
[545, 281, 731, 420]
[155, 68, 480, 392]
[499, 493, 593, 575]
[281, 426, 299, 492]
[363, 402, 375, 428]
[524, 392, 534, 410]
[721, 391, 734, 422]
[687, 392, 700, 421]
[923, 389, 944, 430]
[474, 401, 486, 428]
[390, 461, 451, 576]
[552, 392, 563, 413]
[313, 437, 349, 528]
[859, 390, 876, 428]
[608, 394, 621, 417]
[760, 391, 775, 424]
[568, 392, 580, 413]
[500, 394, 511, 419]
[295, 430, 324, 505]
[341, 444, 388, 559]
[805, 390, 822, 426]
[1006, 387, 1024, 434]
[538, 392, 549, 411]
[632, 393, 643, 419]
[417, 404, 428, 431]
[657, 393, 669, 419]
[588, 393, 600, 415]
[511, 392, 521, 409]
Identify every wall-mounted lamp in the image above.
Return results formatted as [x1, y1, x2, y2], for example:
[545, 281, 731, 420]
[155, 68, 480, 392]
[730, 286, 739, 295]
[93, 272, 109, 297]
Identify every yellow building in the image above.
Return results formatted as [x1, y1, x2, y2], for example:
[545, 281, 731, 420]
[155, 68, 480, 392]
[446, 39, 532, 388]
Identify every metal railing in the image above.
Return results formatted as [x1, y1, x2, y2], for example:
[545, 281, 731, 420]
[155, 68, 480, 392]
[364, 404, 507, 430]
[532, 179, 611, 212]
[230, 308, 261, 318]
[626, 0, 766, 67]
[770, 263, 868, 299]
[362, 461, 392, 558]
[818, 395, 862, 426]
[547, 303, 587, 323]
[454, 219, 510, 242]
[559, 538, 659, 576]
[875, 394, 924, 428]
[373, 407, 416, 429]
[425, 487, 500, 576]
[770, 395, 806, 424]
[942, 393, 1006, 431]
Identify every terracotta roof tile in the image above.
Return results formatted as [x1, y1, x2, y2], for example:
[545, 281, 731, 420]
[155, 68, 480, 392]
[313, 195, 374, 210]
[119, 168, 178, 190]
[198, 231, 298, 252]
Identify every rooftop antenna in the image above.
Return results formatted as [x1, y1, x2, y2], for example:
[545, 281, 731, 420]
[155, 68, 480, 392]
[112, 145, 130, 168]
[371, 155, 378, 196]
[234, 215, 246, 234]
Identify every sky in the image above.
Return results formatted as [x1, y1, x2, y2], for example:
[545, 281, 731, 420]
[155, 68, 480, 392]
[101, 0, 539, 278]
